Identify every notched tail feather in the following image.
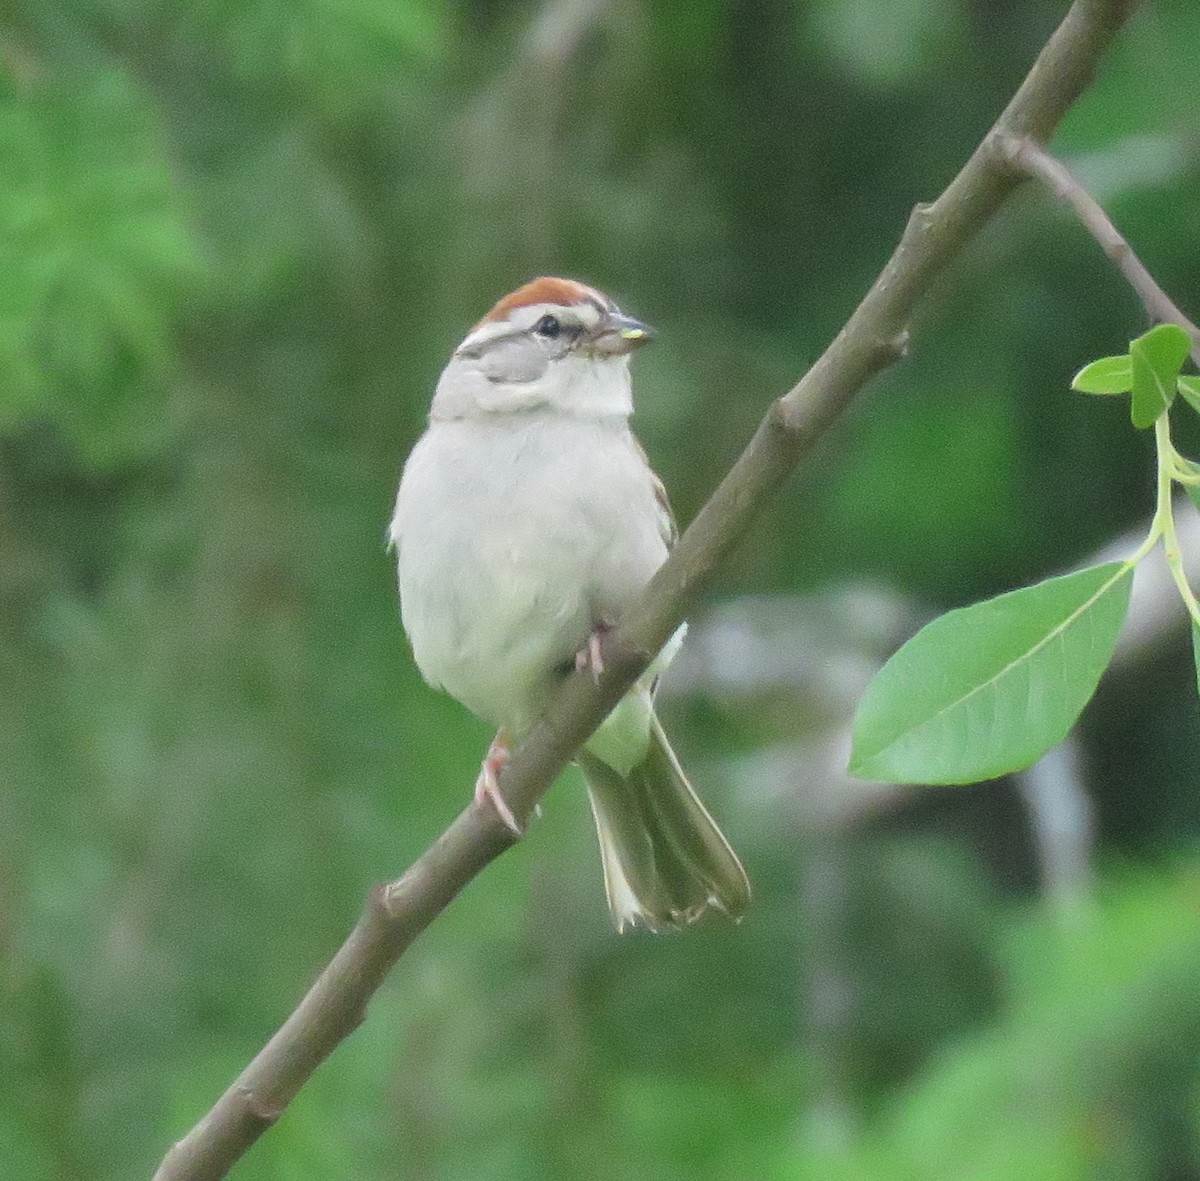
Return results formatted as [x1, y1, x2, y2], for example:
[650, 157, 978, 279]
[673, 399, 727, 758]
[579, 718, 750, 933]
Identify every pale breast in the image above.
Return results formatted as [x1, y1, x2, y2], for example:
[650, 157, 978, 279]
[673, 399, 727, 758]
[390, 412, 668, 733]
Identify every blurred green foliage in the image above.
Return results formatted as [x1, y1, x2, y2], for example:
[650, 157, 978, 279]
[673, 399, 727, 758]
[2, 1, 1200, 1178]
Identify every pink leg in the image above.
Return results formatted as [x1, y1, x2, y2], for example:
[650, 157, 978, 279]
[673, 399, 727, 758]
[575, 622, 612, 685]
[474, 730, 521, 835]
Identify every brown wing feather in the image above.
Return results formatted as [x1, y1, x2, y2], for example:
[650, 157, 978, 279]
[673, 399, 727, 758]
[629, 432, 677, 549]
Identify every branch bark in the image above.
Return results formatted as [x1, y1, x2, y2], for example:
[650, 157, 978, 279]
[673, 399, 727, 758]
[152, 2, 1142, 1176]
[997, 134, 1200, 366]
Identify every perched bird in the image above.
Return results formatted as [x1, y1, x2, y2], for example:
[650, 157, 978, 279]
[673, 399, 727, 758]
[389, 277, 750, 931]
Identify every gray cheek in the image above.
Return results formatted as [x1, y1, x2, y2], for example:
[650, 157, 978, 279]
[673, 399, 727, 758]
[481, 338, 549, 384]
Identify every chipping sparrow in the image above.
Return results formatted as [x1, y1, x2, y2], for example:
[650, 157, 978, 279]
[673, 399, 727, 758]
[389, 277, 750, 931]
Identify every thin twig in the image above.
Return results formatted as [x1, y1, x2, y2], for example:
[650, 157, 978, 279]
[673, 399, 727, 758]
[997, 133, 1200, 366]
[152, 2, 1143, 1177]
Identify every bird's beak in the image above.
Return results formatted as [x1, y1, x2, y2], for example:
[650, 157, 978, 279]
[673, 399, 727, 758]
[589, 312, 655, 356]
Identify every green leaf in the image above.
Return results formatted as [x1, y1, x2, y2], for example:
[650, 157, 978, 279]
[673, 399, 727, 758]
[1193, 622, 1200, 703]
[1177, 374, 1200, 416]
[850, 563, 1133, 784]
[1129, 324, 1190, 429]
[1070, 354, 1132, 394]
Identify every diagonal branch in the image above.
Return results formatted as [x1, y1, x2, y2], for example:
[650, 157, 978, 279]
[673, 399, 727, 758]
[152, 2, 1142, 1177]
[997, 133, 1200, 366]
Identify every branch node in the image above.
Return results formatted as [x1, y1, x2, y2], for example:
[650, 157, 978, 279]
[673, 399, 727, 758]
[381, 870, 428, 919]
[990, 129, 1025, 172]
[368, 881, 397, 922]
[765, 394, 794, 436]
[1107, 237, 1133, 267]
[237, 1086, 284, 1126]
[472, 791, 526, 839]
[885, 329, 911, 361]
[903, 200, 937, 241]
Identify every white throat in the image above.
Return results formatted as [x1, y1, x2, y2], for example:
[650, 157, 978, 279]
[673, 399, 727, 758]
[430, 351, 634, 421]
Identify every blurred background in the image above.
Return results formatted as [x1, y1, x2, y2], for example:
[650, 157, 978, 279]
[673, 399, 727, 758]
[3, 1, 1200, 1177]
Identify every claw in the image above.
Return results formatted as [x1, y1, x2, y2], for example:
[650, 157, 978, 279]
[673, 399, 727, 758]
[474, 731, 521, 835]
[575, 625, 610, 685]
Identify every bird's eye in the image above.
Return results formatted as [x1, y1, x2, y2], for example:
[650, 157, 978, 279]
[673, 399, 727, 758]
[534, 314, 561, 339]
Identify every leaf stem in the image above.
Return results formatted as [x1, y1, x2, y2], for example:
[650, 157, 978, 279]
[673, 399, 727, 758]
[1122, 417, 1173, 571]
[1154, 415, 1200, 627]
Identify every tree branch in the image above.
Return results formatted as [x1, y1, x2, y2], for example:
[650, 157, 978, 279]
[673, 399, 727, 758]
[996, 133, 1200, 366]
[152, 2, 1142, 1177]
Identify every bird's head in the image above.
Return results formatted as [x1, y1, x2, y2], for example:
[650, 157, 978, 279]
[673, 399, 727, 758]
[430, 277, 654, 420]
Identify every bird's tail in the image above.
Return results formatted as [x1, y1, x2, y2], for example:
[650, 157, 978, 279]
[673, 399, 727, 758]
[578, 717, 750, 932]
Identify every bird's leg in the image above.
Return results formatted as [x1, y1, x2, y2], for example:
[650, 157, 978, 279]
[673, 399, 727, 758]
[474, 729, 521, 835]
[575, 619, 613, 685]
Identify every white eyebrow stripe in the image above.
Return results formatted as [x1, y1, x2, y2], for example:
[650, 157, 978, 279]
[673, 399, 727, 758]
[507, 301, 609, 333]
[455, 294, 618, 354]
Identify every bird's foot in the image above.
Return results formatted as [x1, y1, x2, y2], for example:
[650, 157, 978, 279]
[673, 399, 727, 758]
[575, 622, 612, 685]
[474, 731, 521, 835]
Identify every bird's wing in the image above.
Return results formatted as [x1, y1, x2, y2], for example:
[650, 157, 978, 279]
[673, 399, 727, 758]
[631, 432, 678, 549]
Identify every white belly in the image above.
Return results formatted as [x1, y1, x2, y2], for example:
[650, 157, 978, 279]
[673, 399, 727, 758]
[390, 412, 668, 733]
